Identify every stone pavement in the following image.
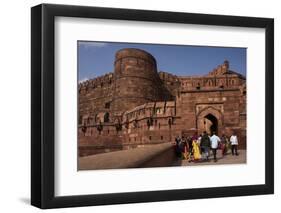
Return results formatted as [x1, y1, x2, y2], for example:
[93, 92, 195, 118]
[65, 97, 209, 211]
[79, 142, 174, 170]
[173, 149, 246, 166]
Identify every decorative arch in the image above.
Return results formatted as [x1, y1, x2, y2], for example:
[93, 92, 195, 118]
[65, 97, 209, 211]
[197, 106, 222, 119]
[196, 106, 223, 135]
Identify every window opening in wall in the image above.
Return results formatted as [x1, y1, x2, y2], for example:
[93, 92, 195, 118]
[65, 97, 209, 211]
[105, 102, 110, 109]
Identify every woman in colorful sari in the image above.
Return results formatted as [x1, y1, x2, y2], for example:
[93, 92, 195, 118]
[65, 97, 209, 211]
[192, 140, 201, 161]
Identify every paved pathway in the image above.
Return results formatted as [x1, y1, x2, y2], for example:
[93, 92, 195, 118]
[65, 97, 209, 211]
[173, 150, 246, 166]
[79, 143, 174, 170]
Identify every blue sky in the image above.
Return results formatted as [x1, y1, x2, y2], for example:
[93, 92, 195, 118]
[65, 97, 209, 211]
[78, 41, 246, 82]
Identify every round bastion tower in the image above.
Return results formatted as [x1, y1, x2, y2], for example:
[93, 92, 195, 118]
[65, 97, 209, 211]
[113, 48, 166, 116]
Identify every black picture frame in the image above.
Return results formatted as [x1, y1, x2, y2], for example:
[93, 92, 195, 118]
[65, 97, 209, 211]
[31, 3, 274, 209]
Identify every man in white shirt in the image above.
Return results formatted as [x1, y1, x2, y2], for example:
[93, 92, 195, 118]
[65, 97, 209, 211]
[210, 132, 221, 162]
[230, 132, 239, 156]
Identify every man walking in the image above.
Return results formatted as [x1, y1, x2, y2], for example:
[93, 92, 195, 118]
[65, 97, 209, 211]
[230, 132, 239, 156]
[210, 132, 221, 162]
[200, 131, 211, 161]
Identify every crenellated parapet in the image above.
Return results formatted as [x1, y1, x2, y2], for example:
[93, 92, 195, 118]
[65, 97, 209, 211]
[78, 72, 115, 122]
[78, 72, 114, 94]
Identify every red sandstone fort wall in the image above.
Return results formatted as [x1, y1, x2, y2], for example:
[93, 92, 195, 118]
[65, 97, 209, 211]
[78, 73, 115, 123]
[113, 48, 174, 116]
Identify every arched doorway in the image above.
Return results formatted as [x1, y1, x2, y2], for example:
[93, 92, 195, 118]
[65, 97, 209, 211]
[197, 106, 223, 136]
[204, 114, 218, 135]
[104, 112, 110, 123]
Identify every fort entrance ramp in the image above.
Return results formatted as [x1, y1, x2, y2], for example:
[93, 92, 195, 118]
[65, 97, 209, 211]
[78, 142, 175, 170]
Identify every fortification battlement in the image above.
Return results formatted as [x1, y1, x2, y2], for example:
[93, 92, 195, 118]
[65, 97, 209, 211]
[78, 56, 245, 98]
[78, 72, 114, 91]
[159, 71, 180, 82]
[114, 48, 157, 66]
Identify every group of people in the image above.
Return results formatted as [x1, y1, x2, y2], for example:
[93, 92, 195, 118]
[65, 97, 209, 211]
[174, 131, 239, 163]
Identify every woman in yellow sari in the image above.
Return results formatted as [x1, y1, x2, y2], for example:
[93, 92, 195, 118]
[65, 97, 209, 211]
[192, 140, 201, 161]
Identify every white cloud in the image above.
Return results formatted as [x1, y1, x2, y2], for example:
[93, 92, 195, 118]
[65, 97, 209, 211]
[79, 78, 89, 83]
[79, 41, 108, 49]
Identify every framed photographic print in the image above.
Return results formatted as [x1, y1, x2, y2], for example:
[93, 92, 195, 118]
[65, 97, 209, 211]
[31, 3, 274, 209]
